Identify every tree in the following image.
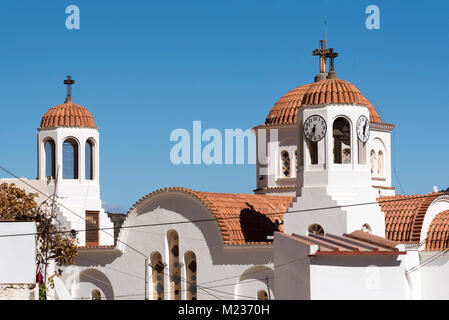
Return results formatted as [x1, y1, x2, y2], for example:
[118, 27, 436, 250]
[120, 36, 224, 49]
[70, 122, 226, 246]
[0, 182, 78, 299]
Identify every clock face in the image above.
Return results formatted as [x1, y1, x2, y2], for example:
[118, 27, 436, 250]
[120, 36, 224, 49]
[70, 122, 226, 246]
[304, 115, 327, 142]
[356, 115, 370, 143]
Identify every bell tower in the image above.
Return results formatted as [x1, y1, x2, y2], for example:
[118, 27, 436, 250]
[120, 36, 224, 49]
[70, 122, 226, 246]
[37, 76, 114, 246]
[283, 43, 386, 238]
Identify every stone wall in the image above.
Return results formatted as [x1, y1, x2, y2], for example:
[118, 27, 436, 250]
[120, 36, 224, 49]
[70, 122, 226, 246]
[0, 283, 38, 300]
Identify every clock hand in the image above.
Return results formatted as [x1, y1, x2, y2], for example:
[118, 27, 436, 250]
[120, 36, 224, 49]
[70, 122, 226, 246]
[363, 122, 367, 136]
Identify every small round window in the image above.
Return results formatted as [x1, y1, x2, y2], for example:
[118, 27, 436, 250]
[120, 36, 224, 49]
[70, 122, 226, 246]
[308, 224, 324, 236]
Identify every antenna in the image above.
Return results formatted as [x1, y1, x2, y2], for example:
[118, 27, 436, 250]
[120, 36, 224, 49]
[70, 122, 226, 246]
[324, 16, 327, 48]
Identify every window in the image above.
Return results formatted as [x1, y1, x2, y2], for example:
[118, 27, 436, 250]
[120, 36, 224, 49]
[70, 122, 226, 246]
[257, 290, 269, 300]
[281, 151, 291, 177]
[85, 140, 94, 180]
[151, 251, 165, 300]
[184, 251, 197, 300]
[362, 224, 372, 234]
[85, 211, 99, 246]
[63, 138, 78, 179]
[168, 230, 181, 300]
[44, 139, 55, 179]
[378, 151, 384, 176]
[370, 150, 376, 175]
[333, 118, 351, 164]
[308, 224, 324, 236]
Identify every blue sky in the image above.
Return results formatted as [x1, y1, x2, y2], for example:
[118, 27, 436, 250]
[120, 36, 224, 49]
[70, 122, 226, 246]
[0, 0, 448, 212]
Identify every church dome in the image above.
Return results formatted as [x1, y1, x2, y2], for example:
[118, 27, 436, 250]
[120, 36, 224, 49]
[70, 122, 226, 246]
[265, 78, 381, 126]
[39, 100, 97, 129]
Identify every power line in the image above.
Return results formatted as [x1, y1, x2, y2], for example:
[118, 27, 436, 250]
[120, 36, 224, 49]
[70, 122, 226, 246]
[0, 170, 446, 239]
[0, 164, 149, 260]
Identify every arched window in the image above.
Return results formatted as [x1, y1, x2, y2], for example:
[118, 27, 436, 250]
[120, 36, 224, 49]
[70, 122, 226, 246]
[184, 251, 197, 300]
[333, 118, 351, 164]
[63, 138, 78, 179]
[85, 140, 94, 180]
[44, 139, 55, 179]
[281, 151, 290, 177]
[370, 150, 376, 175]
[150, 251, 165, 300]
[308, 224, 324, 236]
[257, 290, 269, 300]
[91, 289, 101, 300]
[168, 230, 181, 300]
[378, 151, 384, 176]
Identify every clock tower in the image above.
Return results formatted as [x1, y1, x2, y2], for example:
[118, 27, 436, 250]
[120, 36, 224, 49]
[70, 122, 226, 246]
[283, 42, 387, 238]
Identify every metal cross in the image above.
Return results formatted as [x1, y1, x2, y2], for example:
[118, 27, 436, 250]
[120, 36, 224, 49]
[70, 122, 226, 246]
[312, 40, 332, 73]
[64, 76, 75, 98]
[326, 48, 339, 71]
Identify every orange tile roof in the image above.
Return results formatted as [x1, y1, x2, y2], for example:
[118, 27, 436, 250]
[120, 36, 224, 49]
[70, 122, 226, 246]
[425, 210, 449, 250]
[287, 230, 405, 256]
[265, 79, 381, 126]
[39, 102, 96, 129]
[128, 187, 294, 246]
[379, 193, 445, 243]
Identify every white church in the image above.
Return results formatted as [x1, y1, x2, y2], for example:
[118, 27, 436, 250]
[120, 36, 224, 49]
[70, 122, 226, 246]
[2, 41, 449, 300]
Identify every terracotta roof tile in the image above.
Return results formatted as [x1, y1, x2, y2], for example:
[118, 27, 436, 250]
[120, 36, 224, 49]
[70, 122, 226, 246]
[265, 79, 381, 126]
[288, 230, 405, 256]
[425, 210, 449, 250]
[127, 187, 294, 246]
[378, 193, 445, 243]
[40, 102, 97, 129]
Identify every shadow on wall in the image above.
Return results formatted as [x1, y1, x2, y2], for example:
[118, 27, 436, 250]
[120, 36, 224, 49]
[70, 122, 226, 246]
[239, 203, 280, 243]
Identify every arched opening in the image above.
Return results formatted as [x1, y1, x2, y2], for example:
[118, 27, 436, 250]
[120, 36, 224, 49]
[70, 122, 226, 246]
[257, 290, 269, 300]
[281, 151, 291, 177]
[308, 224, 324, 236]
[236, 266, 274, 300]
[378, 151, 384, 176]
[167, 230, 181, 300]
[85, 140, 94, 180]
[184, 251, 197, 300]
[333, 118, 351, 164]
[44, 139, 55, 179]
[78, 269, 114, 300]
[91, 289, 101, 300]
[63, 138, 78, 179]
[150, 251, 165, 300]
[370, 150, 377, 175]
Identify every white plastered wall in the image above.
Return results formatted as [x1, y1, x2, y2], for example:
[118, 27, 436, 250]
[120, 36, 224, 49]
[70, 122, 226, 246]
[37, 127, 113, 246]
[61, 191, 275, 300]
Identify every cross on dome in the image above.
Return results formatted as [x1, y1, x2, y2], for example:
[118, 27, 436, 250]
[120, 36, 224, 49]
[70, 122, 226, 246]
[64, 75, 75, 103]
[312, 40, 339, 81]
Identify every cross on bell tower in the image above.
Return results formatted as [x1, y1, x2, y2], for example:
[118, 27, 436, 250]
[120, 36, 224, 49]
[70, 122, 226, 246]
[326, 48, 339, 79]
[312, 40, 332, 82]
[64, 75, 75, 103]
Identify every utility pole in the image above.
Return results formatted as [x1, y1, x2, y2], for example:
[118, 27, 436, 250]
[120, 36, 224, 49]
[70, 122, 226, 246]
[145, 258, 149, 300]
